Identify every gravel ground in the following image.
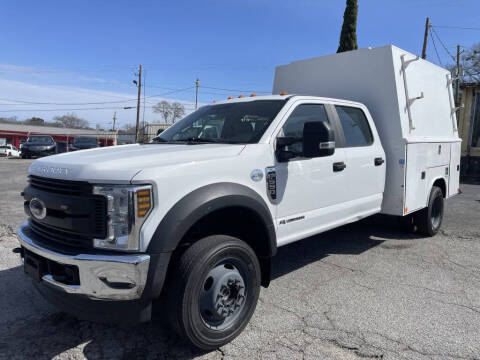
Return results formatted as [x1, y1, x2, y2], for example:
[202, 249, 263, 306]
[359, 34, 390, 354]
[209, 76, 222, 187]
[0, 158, 479, 360]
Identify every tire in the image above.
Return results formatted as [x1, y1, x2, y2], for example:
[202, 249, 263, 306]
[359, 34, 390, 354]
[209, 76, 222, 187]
[166, 235, 261, 350]
[414, 186, 444, 236]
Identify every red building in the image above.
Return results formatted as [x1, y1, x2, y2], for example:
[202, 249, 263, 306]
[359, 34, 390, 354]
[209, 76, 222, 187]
[0, 123, 117, 149]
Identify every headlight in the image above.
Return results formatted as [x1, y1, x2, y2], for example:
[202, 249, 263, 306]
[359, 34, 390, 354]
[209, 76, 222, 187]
[92, 184, 153, 251]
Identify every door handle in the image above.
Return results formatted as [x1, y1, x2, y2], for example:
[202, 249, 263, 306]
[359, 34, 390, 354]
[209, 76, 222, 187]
[374, 157, 384, 166]
[333, 162, 346, 172]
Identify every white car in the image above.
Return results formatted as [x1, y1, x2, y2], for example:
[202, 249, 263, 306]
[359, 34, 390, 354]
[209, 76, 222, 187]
[0, 144, 21, 158]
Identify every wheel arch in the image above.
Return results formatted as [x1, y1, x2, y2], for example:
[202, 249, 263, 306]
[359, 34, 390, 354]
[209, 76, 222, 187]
[148, 182, 277, 258]
[431, 177, 447, 199]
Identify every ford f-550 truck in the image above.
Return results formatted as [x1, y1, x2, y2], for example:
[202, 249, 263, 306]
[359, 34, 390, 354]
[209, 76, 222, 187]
[17, 46, 461, 349]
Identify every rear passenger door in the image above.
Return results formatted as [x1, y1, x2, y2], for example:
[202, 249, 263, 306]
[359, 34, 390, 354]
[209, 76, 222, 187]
[333, 104, 385, 216]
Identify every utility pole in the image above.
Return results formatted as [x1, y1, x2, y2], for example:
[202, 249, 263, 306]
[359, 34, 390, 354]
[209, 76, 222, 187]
[421, 17, 430, 59]
[455, 45, 461, 106]
[195, 78, 200, 110]
[135, 65, 142, 143]
[112, 111, 116, 131]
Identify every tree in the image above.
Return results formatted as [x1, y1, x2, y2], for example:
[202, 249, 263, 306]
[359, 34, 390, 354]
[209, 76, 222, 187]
[461, 43, 480, 83]
[171, 102, 186, 123]
[0, 116, 18, 124]
[337, 0, 358, 53]
[24, 117, 45, 126]
[153, 100, 172, 123]
[53, 113, 90, 129]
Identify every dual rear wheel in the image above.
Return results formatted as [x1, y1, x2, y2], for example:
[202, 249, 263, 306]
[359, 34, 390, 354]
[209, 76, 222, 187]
[414, 185, 444, 236]
[401, 185, 444, 236]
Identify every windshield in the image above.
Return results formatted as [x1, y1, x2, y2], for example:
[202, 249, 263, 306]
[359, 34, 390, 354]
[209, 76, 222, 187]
[27, 136, 53, 143]
[151, 100, 286, 144]
[73, 137, 97, 144]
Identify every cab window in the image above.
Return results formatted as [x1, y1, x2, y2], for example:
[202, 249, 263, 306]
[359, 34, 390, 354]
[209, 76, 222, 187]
[335, 106, 373, 147]
[279, 104, 330, 156]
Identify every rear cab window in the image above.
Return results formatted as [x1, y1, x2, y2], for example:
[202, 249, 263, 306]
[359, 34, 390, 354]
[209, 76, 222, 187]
[335, 106, 373, 147]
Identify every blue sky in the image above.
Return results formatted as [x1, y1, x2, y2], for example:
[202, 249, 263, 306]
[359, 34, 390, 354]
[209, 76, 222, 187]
[0, 0, 479, 128]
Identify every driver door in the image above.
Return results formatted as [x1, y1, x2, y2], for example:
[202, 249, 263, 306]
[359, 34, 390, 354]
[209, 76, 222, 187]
[274, 101, 349, 246]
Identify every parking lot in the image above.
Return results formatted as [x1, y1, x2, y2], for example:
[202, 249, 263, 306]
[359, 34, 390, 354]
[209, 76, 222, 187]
[1, 158, 479, 360]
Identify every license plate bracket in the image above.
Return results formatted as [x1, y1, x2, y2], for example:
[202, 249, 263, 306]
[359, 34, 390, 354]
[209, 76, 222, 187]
[24, 252, 44, 282]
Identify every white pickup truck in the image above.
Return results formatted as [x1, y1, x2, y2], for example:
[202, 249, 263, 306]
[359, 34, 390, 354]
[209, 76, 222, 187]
[17, 46, 460, 349]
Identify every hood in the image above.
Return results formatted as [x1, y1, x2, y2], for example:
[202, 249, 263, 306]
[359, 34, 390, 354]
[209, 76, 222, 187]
[29, 143, 245, 182]
[23, 142, 55, 146]
[71, 143, 98, 149]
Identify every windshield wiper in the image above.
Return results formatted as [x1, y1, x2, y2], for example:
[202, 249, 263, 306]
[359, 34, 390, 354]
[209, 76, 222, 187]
[149, 137, 244, 144]
[180, 137, 223, 144]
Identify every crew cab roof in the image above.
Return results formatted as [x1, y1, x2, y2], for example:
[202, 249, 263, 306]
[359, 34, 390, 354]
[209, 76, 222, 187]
[211, 94, 365, 108]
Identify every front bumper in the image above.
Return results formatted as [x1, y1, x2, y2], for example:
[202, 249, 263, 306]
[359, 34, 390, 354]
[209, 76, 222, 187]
[22, 148, 56, 157]
[17, 221, 150, 301]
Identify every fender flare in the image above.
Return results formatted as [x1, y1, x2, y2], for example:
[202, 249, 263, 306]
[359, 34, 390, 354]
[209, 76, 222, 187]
[147, 182, 277, 257]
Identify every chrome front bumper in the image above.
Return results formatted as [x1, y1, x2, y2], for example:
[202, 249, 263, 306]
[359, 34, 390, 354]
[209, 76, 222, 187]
[17, 221, 150, 301]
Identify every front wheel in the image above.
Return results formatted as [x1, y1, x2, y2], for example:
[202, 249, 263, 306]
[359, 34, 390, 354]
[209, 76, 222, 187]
[414, 186, 444, 236]
[167, 235, 261, 350]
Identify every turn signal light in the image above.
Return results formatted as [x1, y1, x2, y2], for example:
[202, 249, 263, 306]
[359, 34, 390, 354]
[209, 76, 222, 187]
[136, 189, 151, 217]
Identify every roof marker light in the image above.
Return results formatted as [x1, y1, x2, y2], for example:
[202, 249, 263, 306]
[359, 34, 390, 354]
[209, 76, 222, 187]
[280, 91, 288, 95]
[250, 93, 256, 97]
[213, 100, 216, 103]
[227, 96, 233, 100]
[238, 95, 244, 98]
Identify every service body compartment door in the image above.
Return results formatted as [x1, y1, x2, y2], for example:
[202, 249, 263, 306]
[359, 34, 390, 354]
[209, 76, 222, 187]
[405, 142, 451, 214]
[448, 141, 461, 197]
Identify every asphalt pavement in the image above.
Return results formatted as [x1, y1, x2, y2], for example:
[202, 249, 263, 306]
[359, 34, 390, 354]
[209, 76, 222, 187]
[1, 158, 479, 359]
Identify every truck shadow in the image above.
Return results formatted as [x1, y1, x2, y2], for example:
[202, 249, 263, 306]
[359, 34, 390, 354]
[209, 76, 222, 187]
[0, 215, 424, 359]
[272, 214, 422, 280]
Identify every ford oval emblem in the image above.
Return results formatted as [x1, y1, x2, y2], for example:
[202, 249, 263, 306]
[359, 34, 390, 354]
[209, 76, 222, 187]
[250, 169, 264, 182]
[29, 197, 47, 220]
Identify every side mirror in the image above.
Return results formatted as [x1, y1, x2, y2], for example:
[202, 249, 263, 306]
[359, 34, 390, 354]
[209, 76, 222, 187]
[303, 121, 335, 157]
[276, 136, 300, 162]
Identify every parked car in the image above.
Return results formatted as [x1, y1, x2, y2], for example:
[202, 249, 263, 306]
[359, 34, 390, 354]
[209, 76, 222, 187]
[16, 45, 461, 350]
[21, 135, 57, 159]
[0, 144, 21, 158]
[69, 136, 100, 151]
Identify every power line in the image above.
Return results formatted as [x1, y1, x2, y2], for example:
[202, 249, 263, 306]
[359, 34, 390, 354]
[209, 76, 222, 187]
[0, 104, 197, 113]
[0, 106, 136, 112]
[430, 27, 456, 61]
[0, 87, 195, 107]
[200, 85, 270, 94]
[429, 30, 443, 66]
[432, 25, 480, 31]
[0, 97, 138, 106]
[145, 86, 195, 99]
